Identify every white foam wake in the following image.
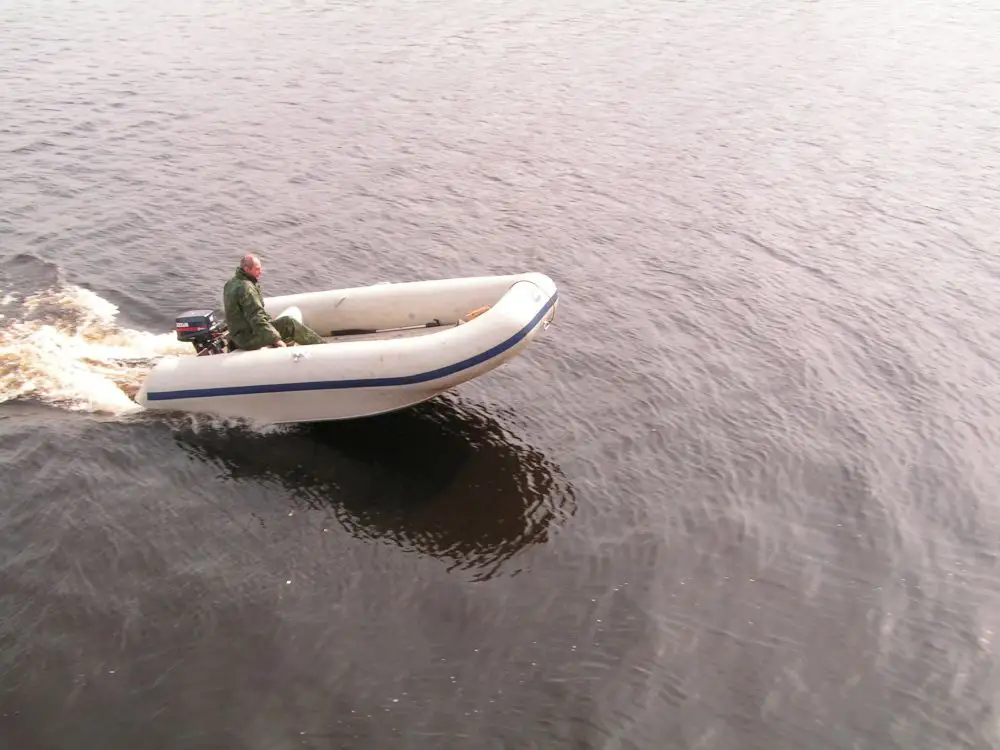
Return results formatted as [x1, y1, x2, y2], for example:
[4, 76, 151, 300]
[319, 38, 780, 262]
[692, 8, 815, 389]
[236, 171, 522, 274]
[0, 284, 193, 415]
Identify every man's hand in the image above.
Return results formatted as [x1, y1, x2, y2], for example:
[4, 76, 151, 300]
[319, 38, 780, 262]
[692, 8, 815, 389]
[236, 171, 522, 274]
[272, 340, 287, 348]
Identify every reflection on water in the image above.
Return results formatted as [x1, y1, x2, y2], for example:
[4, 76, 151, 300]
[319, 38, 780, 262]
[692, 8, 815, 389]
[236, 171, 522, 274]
[172, 397, 577, 581]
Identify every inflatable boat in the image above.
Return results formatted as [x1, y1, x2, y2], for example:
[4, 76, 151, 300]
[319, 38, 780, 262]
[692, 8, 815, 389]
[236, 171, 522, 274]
[134, 272, 559, 424]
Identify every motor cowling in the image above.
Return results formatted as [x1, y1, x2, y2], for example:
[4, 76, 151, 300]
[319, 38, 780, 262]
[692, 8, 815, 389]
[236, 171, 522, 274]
[175, 309, 229, 356]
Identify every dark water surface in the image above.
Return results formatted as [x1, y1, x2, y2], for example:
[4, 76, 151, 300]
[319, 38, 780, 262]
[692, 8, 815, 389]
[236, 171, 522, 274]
[3, 0, 1000, 747]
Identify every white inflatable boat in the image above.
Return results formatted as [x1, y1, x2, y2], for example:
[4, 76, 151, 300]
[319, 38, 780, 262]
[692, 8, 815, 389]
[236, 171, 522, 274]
[134, 272, 559, 424]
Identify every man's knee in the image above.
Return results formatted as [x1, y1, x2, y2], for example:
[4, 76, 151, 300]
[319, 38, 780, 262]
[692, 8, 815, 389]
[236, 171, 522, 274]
[273, 316, 323, 345]
[272, 316, 299, 338]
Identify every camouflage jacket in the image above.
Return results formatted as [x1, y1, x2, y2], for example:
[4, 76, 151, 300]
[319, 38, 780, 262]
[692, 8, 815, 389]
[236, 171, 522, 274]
[222, 267, 280, 349]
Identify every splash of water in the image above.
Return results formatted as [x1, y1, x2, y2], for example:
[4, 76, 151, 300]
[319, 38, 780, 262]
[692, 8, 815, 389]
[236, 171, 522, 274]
[0, 284, 192, 415]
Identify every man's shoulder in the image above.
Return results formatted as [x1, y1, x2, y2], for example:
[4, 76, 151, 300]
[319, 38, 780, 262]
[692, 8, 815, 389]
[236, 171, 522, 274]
[224, 275, 253, 295]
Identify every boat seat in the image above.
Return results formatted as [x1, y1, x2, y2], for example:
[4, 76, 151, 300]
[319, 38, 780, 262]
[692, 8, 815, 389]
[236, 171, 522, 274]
[274, 305, 303, 323]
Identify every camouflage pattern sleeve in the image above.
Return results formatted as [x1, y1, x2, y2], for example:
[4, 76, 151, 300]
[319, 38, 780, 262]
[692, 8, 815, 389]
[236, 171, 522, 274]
[237, 281, 280, 346]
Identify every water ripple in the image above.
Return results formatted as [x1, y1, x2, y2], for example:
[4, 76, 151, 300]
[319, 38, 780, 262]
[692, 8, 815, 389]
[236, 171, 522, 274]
[3, 0, 1000, 747]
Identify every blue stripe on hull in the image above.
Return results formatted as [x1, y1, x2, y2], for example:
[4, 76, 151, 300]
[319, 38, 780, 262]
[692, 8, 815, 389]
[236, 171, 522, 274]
[145, 293, 557, 402]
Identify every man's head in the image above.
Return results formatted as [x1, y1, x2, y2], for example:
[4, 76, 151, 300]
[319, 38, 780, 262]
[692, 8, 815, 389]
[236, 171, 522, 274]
[240, 253, 262, 280]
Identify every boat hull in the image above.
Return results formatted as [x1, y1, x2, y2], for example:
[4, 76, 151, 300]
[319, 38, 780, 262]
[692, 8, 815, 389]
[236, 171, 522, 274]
[134, 273, 558, 424]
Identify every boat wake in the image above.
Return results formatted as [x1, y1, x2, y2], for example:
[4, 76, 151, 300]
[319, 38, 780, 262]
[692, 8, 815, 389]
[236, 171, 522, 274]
[0, 283, 191, 415]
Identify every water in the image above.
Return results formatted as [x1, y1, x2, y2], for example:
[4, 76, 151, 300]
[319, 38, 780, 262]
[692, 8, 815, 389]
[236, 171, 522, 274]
[2, 0, 1000, 747]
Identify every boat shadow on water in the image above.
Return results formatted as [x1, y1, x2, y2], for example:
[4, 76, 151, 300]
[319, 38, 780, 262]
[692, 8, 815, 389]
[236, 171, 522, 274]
[170, 397, 577, 581]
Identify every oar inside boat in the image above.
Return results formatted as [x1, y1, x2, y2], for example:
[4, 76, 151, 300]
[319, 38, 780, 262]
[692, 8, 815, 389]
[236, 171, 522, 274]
[330, 319, 445, 337]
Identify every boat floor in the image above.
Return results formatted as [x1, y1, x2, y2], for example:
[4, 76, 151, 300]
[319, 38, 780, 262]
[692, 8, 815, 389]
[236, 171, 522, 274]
[321, 322, 460, 345]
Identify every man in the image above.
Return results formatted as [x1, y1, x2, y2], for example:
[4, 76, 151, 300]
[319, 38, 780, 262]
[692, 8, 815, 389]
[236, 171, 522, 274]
[223, 253, 325, 350]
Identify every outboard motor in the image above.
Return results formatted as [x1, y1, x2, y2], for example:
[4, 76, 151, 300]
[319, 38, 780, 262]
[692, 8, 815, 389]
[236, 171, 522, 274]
[175, 309, 229, 356]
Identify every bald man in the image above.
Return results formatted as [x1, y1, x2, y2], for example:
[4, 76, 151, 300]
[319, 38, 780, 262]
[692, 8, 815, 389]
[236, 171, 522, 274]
[222, 253, 325, 351]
